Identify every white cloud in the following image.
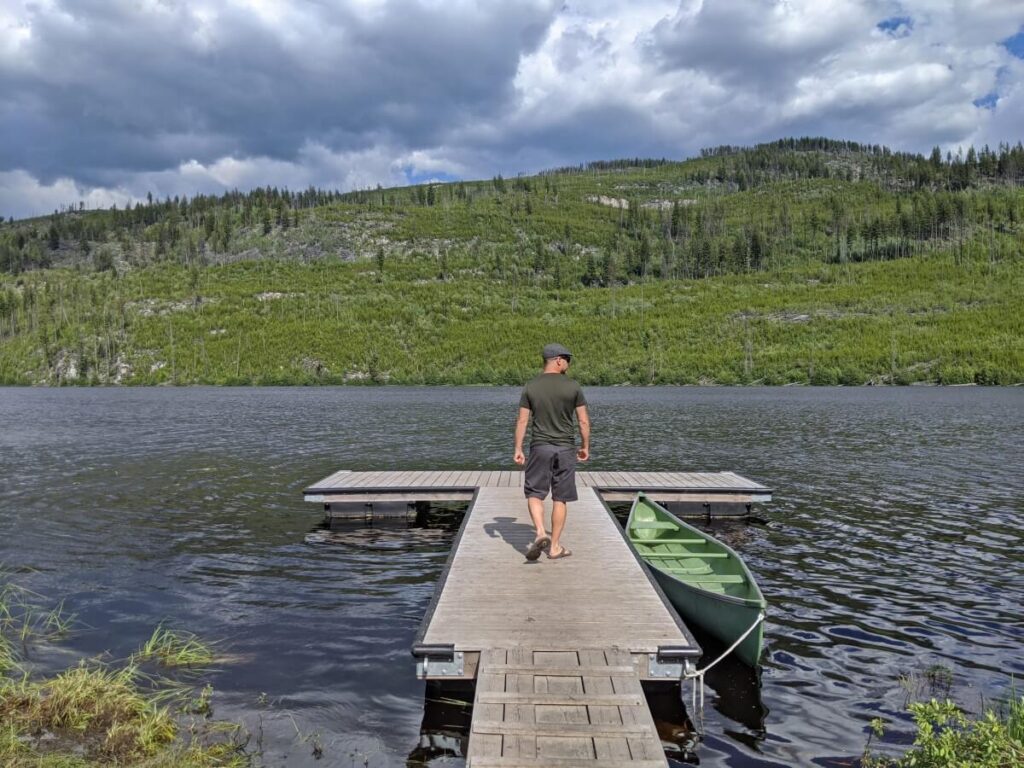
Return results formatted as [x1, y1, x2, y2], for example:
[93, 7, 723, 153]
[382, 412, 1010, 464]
[0, 170, 133, 219]
[1, 0, 1022, 219]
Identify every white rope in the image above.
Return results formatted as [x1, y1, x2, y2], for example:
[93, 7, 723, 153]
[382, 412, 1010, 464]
[682, 610, 766, 727]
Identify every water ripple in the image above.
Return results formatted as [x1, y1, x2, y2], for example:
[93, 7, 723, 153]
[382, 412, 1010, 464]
[0, 386, 1021, 767]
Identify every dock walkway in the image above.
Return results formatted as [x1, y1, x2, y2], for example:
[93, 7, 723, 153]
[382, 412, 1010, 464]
[420, 484, 688, 767]
[303, 469, 771, 766]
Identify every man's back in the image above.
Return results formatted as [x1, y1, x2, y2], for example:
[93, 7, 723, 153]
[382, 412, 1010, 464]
[520, 373, 587, 447]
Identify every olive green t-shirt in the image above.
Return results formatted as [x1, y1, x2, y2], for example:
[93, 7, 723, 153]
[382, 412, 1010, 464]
[519, 373, 587, 447]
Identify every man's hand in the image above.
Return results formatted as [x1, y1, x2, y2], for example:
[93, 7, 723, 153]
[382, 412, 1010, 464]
[577, 447, 589, 461]
[514, 449, 526, 465]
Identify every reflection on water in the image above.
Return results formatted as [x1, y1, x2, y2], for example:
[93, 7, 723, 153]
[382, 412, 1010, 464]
[1, 386, 1022, 767]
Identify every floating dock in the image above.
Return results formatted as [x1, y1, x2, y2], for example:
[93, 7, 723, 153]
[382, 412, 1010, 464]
[303, 469, 771, 766]
[305, 470, 772, 511]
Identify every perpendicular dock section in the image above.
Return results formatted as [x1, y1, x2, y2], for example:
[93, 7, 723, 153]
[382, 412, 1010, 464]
[303, 469, 772, 518]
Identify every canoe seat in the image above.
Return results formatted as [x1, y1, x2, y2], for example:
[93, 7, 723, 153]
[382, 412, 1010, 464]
[630, 522, 679, 530]
[640, 538, 707, 545]
[657, 561, 713, 574]
[677, 574, 745, 584]
[641, 551, 729, 559]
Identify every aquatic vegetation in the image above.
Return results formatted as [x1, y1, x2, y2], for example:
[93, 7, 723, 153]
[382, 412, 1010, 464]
[0, 661, 177, 760]
[865, 696, 1024, 767]
[0, 576, 249, 767]
[0, 576, 75, 671]
[136, 626, 216, 669]
[864, 669, 1024, 768]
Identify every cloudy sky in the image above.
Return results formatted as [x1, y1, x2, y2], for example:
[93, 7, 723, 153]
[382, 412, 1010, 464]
[2, 0, 1022, 219]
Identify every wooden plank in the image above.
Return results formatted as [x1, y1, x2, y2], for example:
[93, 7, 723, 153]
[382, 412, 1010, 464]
[605, 650, 662, 762]
[534, 655, 591, 760]
[579, 649, 631, 764]
[639, 472, 669, 488]
[323, 492, 475, 503]
[605, 472, 629, 487]
[600, 491, 768, 503]
[470, 761, 663, 768]
[385, 470, 413, 486]
[533, 651, 579, 668]
[478, 693, 641, 706]
[505, 648, 536, 759]
[485, 666, 636, 676]
[473, 722, 654, 737]
[469, 648, 506, 761]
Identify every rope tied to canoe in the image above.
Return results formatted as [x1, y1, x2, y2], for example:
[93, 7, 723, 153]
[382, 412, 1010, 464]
[682, 609, 766, 726]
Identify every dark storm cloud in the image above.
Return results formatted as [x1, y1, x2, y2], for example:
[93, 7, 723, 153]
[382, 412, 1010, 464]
[1, 0, 1021, 219]
[1, 0, 558, 185]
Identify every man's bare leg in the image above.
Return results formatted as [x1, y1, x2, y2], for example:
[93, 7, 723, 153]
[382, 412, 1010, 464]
[550, 501, 567, 555]
[527, 497, 547, 540]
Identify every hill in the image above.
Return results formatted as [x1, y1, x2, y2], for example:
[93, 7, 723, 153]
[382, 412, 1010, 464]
[1, 137, 1022, 385]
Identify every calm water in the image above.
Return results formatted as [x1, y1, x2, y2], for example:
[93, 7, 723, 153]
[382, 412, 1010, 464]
[1, 387, 1021, 767]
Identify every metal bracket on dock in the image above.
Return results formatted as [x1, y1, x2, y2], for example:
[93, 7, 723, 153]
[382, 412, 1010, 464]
[647, 653, 683, 679]
[412, 644, 464, 679]
[648, 646, 694, 679]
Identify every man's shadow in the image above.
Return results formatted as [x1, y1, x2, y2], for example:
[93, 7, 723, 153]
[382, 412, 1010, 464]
[482, 515, 544, 563]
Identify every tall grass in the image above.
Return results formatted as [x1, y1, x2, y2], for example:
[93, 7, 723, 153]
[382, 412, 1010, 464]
[0, 576, 246, 767]
[136, 626, 216, 669]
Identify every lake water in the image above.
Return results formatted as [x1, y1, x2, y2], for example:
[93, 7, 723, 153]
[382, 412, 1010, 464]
[1, 386, 1021, 766]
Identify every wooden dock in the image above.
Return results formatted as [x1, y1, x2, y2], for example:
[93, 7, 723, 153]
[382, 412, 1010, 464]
[304, 469, 772, 507]
[303, 468, 771, 766]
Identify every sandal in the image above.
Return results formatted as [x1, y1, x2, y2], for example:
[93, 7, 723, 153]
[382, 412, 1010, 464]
[547, 547, 572, 560]
[525, 536, 550, 561]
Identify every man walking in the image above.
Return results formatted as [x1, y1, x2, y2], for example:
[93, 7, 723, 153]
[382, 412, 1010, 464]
[513, 343, 590, 560]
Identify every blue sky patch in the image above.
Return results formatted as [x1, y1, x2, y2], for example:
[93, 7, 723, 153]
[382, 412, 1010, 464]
[973, 91, 999, 109]
[878, 16, 913, 37]
[1003, 27, 1024, 59]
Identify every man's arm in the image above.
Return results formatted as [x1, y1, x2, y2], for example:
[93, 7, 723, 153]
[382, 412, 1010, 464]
[514, 406, 531, 465]
[576, 404, 590, 461]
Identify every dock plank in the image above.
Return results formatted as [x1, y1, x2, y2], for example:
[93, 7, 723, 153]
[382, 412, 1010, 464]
[472, 649, 507, 761]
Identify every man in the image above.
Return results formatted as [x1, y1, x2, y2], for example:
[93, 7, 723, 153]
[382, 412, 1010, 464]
[513, 343, 590, 561]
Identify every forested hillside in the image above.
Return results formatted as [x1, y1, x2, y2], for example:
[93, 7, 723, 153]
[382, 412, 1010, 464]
[1, 138, 1022, 385]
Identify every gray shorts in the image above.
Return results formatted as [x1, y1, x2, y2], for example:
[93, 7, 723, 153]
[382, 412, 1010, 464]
[524, 444, 578, 502]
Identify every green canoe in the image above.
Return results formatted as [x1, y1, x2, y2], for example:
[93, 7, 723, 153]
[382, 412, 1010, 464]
[626, 493, 767, 668]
